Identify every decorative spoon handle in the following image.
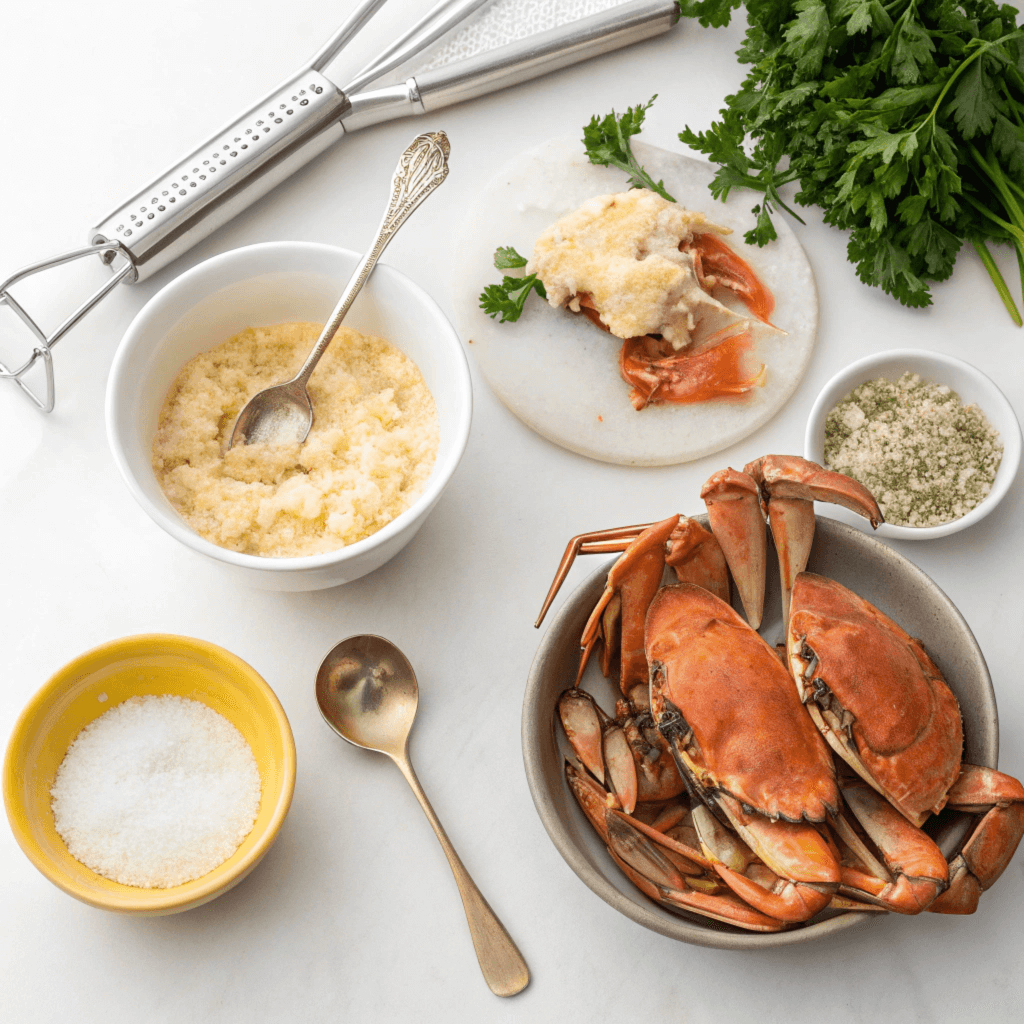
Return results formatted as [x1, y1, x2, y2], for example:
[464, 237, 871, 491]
[293, 131, 450, 388]
[393, 754, 530, 997]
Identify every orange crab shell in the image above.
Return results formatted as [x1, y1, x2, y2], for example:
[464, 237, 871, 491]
[788, 573, 964, 827]
[646, 583, 838, 824]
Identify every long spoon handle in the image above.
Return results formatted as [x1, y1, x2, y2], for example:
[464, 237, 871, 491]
[393, 754, 530, 997]
[292, 131, 450, 387]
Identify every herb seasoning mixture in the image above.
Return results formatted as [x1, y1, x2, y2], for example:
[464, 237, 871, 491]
[824, 373, 1002, 527]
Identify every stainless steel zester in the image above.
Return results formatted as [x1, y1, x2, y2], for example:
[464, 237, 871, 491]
[0, 0, 680, 412]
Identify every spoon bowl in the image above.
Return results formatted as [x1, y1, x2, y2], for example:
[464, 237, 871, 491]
[232, 381, 313, 446]
[316, 634, 419, 756]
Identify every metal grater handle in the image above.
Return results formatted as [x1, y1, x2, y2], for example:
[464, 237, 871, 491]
[341, 0, 679, 130]
[89, 69, 351, 284]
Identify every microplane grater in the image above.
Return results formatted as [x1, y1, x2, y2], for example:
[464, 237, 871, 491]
[0, 0, 679, 412]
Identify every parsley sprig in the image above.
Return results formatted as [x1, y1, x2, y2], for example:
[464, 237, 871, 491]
[582, 97, 676, 201]
[677, 0, 1024, 323]
[479, 246, 547, 322]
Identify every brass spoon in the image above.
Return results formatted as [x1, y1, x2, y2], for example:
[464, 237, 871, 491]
[229, 131, 450, 448]
[315, 635, 530, 997]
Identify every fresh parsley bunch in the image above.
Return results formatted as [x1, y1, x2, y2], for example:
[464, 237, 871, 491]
[677, 0, 1024, 322]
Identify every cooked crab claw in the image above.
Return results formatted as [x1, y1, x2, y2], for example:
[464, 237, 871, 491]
[745, 456, 883, 626]
[558, 689, 608, 785]
[834, 780, 949, 914]
[664, 517, 730, 605]
[690, 804, 835, 923]
[928, 764, 1024, 914]
[700, 468, 766, 628]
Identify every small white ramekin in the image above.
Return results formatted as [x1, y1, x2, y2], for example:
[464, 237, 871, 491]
[804, 349, 1020, 540]
[106, 242, 472, 590]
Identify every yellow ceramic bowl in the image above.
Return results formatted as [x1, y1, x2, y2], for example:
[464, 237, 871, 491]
[3, 634, 296, 914]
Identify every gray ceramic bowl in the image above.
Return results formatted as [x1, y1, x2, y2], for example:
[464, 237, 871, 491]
[522, 516, 997, 949]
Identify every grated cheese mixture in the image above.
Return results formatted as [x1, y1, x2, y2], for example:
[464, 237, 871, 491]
[824, 372, 1002, 527]
[51, 696, 262, 889]
[152, 322, 439, 557]
[527, 189, 745, 349]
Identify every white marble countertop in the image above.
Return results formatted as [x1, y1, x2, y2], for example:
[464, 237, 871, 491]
[3, 3, 1023, 1021]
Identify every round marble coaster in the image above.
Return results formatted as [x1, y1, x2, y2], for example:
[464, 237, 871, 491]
[450, 137, 819, 466]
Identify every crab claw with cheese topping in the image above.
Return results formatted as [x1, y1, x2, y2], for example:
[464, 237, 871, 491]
[528, 190, 755, 350]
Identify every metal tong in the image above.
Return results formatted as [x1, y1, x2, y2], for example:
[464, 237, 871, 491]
[0, 0, 680, 412]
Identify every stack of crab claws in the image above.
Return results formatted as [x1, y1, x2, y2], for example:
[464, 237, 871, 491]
[558, 687, 686, 815]
[701, 455, 883, 629]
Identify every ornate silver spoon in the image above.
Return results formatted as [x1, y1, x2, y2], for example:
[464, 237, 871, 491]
[230, 131, 449, 448]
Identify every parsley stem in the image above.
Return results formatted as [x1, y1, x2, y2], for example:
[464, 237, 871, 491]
[969, 145, 1024, 234]
[1000, 84, 1024, 130]
[1017, 242, 1024, 309]
[1003, 176, 1024, 208]
[766, 183, 807, 225]
[972, 238, 1023, 328]
[961, 195, 1024, 247]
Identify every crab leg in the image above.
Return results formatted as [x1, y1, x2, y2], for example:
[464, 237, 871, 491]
[580, 515, 679, 706]
[706, 797, 838, 922]
[609, 851, 790, 932]
[536, 516, 728, 630]
[615, 700, 687, 803]
[565, 762, 774, 930]
[598, 595, 621, 678]
[594, 803, 791, 932]
[558, 688, 685, 812]
[559, 689, 639, 812]
[929, 764, 1024, 914]
[745, 456, 883, 625]
[535, 523, 656, 628]
[700, 468, 766, 628]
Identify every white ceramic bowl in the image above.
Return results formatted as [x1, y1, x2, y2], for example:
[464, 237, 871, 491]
[804, 349, 1020, 540]
[107, 242, 472, 590]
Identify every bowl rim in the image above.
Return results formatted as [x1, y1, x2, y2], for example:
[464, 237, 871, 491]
[804, 348, 1022, 540]
[522, 517, 997, 949]
[105, 240, 473, 572]
[3, 633, 297, 913]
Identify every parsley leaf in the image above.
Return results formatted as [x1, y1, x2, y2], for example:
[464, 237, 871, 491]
[676, 0, 742, 29]
[478, 247, 547, 323]
[493, 246, 528, 270]
[582, 97, 676, 201]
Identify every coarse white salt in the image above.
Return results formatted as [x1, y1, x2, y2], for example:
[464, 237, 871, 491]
[50, 695, 262, 888]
